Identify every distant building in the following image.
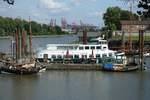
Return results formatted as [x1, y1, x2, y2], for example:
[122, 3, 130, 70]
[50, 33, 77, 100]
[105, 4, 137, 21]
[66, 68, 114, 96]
[121, 20, 150, 36]
[61, 24, 75, 34]
[61, 24, 100, 34]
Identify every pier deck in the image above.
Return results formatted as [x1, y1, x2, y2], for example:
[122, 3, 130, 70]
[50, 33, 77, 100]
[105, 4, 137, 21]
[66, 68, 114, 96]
[45, 63, 102, 70]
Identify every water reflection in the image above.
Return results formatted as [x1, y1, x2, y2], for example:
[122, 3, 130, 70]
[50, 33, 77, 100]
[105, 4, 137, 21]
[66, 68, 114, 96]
[0, 71, 150, 100]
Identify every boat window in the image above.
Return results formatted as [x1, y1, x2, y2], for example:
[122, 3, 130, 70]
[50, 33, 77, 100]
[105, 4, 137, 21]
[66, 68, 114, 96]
[82, 55, 87, 59]
[116, 59, 123, 64]
[85, 46, 89, 50]
[79, 47, 84, 50]
[96, 46, 101, 49]
[103, 47, 107, 49]
[102, 54, 107, 58]
[52, 55, 56, 59]
[74, 55, 79, 59]
[43, 54, 48, 58]
[109, 53, 112, 57]
[96, 54, 101, 58]
[57, 55, 62, 59]
[102, 41, 106, 44]
[90, 46, 95, 49]
[74, 46, 78, 50]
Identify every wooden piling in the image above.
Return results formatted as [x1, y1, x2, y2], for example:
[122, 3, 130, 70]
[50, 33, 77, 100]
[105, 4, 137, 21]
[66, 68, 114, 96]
[83, 30, 87, 44]
[139, 30, 144, 70]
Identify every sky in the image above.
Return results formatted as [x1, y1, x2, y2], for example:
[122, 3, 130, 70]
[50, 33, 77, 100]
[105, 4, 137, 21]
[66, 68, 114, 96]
[0, 0, 138, 27]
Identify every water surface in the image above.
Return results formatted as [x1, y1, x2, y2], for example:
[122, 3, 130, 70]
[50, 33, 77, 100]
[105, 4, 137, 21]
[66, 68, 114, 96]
[0, 35, 150, 100]
[0, 70, 150, 100]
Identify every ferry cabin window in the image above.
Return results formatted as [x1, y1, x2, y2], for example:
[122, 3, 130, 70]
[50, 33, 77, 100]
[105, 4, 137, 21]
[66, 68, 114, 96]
[74, 55, 79, 59]
[96, 46, 101, 49]
[96, 54, 101, 58]
[79, 47, 83, 50]
[68, 46, 73, 50]
[85, 46, 89, 50]
[43, 54, 48, 58]
[102, 54, 107, 58]
[102, 41, 107, 44]
[57, 55, 62, 59]
[103, 47, 107, 49]
[82, 55, 87, 59]
[109, 53, 112, 57]
[90, 46, 95, 49]
[52, 55, 56, 59]
[74, 46, 78, 50]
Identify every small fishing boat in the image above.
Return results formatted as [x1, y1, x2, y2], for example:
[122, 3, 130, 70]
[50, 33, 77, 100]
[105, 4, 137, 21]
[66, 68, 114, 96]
[101, 52, 138, 72]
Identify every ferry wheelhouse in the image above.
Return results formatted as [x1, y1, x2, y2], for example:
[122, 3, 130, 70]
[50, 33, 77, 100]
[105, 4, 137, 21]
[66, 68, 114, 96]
[36, 37, 117, 63]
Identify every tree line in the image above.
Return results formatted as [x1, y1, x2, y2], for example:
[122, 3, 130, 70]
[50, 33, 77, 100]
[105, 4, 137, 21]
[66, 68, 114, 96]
[0, 16, 68, 36]
[102, 0, 150, 39]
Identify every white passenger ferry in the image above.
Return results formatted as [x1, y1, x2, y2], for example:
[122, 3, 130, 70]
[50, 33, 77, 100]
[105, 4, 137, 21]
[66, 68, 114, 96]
[36, 37, 117, 62]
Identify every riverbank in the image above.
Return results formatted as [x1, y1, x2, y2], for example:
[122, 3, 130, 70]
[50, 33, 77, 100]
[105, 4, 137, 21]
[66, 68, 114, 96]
[0, 34, 76, 39]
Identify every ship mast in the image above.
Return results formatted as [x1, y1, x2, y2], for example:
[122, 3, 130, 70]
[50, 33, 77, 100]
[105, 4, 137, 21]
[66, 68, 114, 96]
[15, 29, 19, 62]
[128, 1, 133, 53]
[29, 16, 33, 61]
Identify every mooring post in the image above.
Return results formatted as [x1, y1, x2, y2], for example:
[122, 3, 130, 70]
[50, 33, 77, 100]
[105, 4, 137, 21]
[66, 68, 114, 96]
[139, 30, 144, 71]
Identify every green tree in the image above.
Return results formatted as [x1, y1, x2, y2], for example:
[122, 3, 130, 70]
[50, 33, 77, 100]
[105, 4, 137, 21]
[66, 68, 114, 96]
[137, 0, 150, 18]
[103, 6, 138, 38]
[103, 7, 121, 30]
[0, 16, 67, 36]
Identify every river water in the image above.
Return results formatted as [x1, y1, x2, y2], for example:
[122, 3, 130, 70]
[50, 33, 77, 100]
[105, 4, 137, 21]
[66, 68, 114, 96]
[0, 35, 150, 100]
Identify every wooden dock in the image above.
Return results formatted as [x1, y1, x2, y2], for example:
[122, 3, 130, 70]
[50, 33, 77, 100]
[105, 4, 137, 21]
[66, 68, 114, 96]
[45, 63, 102, 70]
[43, 62, 139, 72]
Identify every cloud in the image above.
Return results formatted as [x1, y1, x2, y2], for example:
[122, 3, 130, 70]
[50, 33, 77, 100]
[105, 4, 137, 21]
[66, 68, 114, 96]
[40, 0, 69, 12]
[71, 0, 97, 5]
[88, 11, 104, 18]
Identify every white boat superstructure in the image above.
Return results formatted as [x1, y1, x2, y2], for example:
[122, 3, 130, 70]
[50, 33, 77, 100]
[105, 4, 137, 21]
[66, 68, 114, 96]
[36, 38, 117, 61]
